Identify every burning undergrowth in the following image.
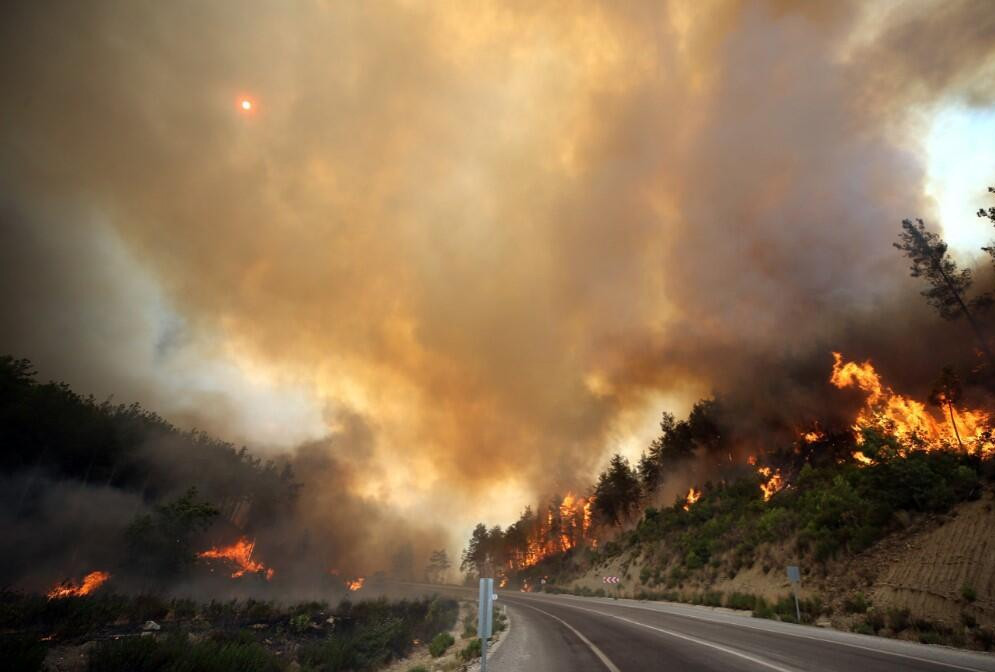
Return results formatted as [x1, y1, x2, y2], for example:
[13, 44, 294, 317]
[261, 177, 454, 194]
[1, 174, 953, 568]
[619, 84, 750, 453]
[0, 356, 446, 602]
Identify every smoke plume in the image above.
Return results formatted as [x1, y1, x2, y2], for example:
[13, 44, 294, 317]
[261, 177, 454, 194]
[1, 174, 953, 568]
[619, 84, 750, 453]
[1, 0, 994, 576]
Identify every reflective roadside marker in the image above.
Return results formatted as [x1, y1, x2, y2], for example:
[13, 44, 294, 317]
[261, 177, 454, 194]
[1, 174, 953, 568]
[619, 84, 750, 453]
[478, 577, 495, 671]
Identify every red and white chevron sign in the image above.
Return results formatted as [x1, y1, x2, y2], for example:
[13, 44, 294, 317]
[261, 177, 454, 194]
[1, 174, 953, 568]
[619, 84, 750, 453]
[602, 576, 620, 584]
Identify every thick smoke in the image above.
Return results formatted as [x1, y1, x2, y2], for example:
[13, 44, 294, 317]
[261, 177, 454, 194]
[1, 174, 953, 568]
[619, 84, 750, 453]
[1, 0, 994, 575]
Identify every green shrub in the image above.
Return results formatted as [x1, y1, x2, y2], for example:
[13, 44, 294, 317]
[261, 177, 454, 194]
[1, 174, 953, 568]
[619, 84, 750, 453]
[297, 637, 354, 672]
[773, 595, 800, 623]
[428, 632, 454, 657]
[702, 591, 723, 607]
[290, 613, 311, 633]
[244, 599, 278, 622]
[886, 607, 911, 632]
[843, 593, 869, 614]
[423, 597, 459, 637]
[852, 620, 874, 636]
[752, 597, 776, 620]
[297, 596, 455, 671]
[493, 608, 507, 633]
[408, 667, 429, 672]
[865, 609, 885, 632]
[756, 508, 795, 543]
[961, 585, 977, 602]
[458, 638, 482, 661]
[87, 632, 282, 672]
[725, 592, 757, 611]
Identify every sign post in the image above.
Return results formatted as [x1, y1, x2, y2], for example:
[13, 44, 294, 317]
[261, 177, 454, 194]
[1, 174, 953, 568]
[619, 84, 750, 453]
[603, 575, 621, 599]
[786, 565, 801, 622]
[478, 578, 494, 671]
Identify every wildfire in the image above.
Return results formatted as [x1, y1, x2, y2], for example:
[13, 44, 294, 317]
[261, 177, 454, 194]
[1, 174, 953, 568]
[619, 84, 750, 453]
[515, 493, 597, 569]
[830, 353, 992, 457]
[757, 466, 784, 501]
[198, 537, 274, 580]
[747, 455, 786, 500]
[682, 487, 701, 511]
[47, 571, 110, 599]
[852, 450, 874, 465]
[346, 577, 365, 591]
[801, 431, 824, 443]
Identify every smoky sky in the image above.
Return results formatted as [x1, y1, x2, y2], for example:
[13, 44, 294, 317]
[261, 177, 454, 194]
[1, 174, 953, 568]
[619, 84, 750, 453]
[2, 0, 995, 536]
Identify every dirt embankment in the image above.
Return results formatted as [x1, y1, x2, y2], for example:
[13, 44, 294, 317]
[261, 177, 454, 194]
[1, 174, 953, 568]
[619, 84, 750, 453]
[866, 492, 995, 627]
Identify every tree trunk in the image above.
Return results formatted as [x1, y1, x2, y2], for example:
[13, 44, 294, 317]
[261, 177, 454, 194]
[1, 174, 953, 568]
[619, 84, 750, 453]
[947, 402, 964, 450]
[936, 260, 995, 371]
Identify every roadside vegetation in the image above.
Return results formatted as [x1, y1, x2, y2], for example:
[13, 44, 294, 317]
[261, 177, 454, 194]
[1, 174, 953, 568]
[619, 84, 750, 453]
[0, 592, 459, 672]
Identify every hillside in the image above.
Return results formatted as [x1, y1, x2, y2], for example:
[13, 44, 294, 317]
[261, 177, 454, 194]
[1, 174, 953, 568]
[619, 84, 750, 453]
[507, 454, 995, 651]
[459, 351, 995, 652]
[867, 493, 995, 627]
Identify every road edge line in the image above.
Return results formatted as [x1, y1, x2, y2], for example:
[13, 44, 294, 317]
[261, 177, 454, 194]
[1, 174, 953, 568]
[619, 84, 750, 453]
[514, 601, 622, 672]
[549, 595, 990, 672]
[555, 601, 798, 672]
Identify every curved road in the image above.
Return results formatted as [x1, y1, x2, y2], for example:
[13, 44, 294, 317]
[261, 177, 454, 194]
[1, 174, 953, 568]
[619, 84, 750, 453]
[453, 589, 995, 672]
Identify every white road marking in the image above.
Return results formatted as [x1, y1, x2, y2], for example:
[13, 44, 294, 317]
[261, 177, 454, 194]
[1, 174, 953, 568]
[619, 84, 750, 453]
[555, 601, 799, 672]
[546, 595, 993, 672]
[403, 585, 993, 672]
[515, 601, 622, 672]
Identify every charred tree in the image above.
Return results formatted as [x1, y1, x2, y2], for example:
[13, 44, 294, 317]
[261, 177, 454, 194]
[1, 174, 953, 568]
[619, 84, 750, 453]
[929, 366, 964, 450]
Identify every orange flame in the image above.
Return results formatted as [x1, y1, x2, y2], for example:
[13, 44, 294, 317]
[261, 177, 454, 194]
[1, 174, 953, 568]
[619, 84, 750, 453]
[851, 450, 874, 465]
[757, 466, 784, 501]
[198, 537, 274, 580]
[830, 353, 992, 458]
[346, 577, 365, 591]
[682, 487, 701, 511]
[514, 493, 598, 569]
[47, 571, 110, 599]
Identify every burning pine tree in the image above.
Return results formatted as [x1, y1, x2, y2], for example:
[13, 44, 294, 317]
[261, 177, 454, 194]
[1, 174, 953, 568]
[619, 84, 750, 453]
[461, 493, 598, 581]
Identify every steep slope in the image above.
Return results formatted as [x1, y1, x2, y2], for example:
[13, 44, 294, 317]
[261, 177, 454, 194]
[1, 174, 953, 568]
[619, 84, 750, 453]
[868, 492, 995, 627]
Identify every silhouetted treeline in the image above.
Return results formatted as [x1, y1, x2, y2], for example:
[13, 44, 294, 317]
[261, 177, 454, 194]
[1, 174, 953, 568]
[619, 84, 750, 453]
[0, 356, 298, 529]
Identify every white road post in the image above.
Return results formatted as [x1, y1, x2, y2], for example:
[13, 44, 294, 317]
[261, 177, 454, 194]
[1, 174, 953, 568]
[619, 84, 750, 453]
[478, 577, 494, 671]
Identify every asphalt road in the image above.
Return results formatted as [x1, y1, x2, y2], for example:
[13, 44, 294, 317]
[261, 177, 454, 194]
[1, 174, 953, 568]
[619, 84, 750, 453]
[472, 591, 995, 672]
